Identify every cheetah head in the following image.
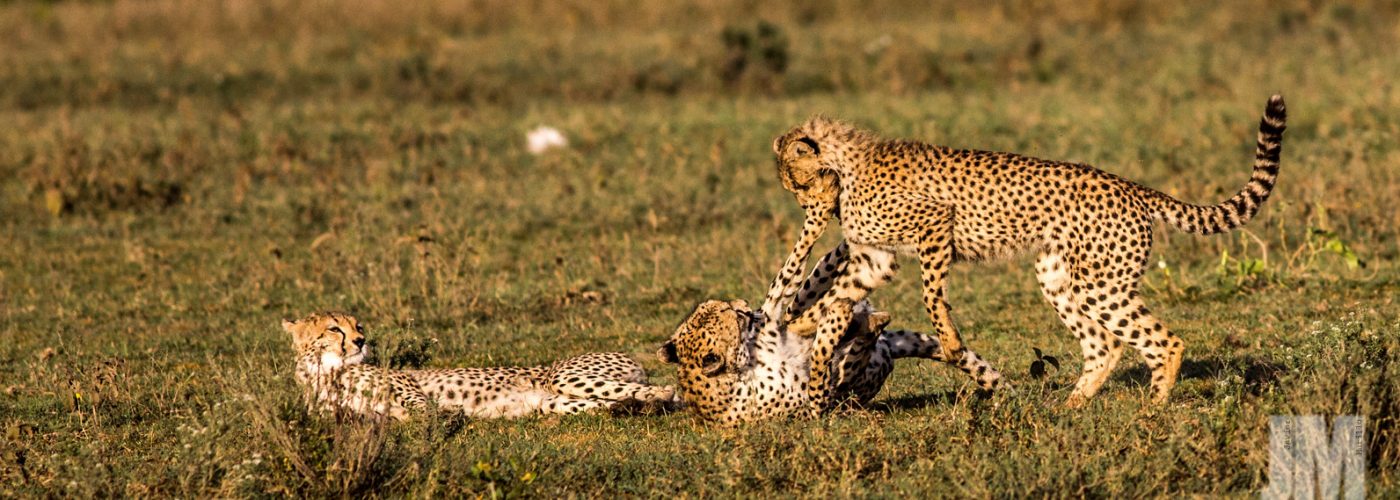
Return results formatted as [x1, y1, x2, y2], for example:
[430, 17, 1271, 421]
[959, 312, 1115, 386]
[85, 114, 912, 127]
[282, 311, 368, 373]
[772, 116, 867, 214]
[772, 131, 839, 212]
[658, 300, 757, 416]
[658, 299, 755, 376]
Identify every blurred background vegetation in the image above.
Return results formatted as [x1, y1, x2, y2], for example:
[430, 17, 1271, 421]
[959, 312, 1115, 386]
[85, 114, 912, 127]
[0, 0, 1396, 496]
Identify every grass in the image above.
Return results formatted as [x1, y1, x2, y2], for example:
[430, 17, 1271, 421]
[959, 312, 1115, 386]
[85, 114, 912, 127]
[1, 0, 1397, 496]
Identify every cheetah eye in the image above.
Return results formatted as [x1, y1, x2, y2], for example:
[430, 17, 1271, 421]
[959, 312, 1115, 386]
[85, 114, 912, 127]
[354, 324, 364, 333]
[700, 353, 725, 376]
[328, 325, 345, 334]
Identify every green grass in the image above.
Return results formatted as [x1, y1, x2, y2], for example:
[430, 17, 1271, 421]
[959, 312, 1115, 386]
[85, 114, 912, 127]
[1, 0, 1397, 496]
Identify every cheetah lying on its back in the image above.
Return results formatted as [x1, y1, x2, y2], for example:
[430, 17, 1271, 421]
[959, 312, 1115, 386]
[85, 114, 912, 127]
[766, 95, 1287, 405]
[658, 242, 1000, 426]
[283, 312, 676, 420]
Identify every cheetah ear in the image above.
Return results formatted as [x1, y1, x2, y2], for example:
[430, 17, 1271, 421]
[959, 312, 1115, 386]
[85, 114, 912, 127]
[789, 137, 818, 157]
[657, 341, 679, 364]
[282, 319, 315, 348]
[772, 135, 784, 155]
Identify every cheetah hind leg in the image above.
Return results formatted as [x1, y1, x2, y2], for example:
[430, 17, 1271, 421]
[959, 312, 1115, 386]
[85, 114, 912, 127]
[1035, 251, 1125, 406]
[552, 379, 676, 404]
[830, 306, 888, 406]
[786, 243, 898, 337]
[877, 329, 1002, 390]
[804, 298, 857, 413]
[1076, 280, 1182, 405]
[539, 395, 609, 415]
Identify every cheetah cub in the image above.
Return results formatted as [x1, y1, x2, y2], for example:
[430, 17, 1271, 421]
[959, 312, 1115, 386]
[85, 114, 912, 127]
[285, 312, 425, 420]
[767, 95, 1286, 406]
[659, 242, 1001, 426]
[284, 312, 677, 420]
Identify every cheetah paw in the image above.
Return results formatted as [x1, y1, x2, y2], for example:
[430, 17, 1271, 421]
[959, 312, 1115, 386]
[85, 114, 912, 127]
[646, 385, 677, 402]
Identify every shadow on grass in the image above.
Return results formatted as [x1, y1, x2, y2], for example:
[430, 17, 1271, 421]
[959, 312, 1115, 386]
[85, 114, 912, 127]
[868, 390, 970, 413]
[1109, 355, 1287, 395]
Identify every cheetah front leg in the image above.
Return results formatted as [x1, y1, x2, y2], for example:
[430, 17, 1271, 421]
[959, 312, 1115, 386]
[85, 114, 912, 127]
[909, 211, 1006, 390]
[761, 199, 837, 320]
[786, 237, 1002, 392]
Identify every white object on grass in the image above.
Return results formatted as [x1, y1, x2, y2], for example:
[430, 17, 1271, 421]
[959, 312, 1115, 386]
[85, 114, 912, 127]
[526, 126, 569, 155]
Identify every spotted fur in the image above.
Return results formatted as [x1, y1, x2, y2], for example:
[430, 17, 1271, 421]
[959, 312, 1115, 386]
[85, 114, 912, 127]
[285, 312, 426, 421]
[658, 243, 1000, 426]
[771, 95, 1286, 405]
[407, 351, 676, 418]
[284, 312, 676, 419]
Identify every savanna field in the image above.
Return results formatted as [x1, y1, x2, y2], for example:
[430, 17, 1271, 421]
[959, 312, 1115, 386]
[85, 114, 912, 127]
[1, 0, 1398, 496]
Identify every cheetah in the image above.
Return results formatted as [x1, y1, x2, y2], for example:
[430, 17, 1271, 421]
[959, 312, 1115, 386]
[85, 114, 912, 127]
[766, 95, 1286, 406]
[283, 312, 676, 420]
[284, 311, 426, 420]
[405, 351, 677, 418]
[658, 242, 1000, 425]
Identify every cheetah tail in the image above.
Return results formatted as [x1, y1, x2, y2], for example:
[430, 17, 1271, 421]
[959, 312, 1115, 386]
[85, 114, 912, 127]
[1150, 95, 1285, 235]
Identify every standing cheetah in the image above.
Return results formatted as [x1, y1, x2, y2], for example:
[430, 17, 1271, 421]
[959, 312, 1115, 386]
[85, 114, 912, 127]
[767, 95, 1286, 405]
[658, 242, 1001, 425]
[283, 312, 676, 419]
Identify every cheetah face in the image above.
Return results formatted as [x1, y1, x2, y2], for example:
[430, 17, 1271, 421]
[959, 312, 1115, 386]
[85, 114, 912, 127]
[772, 131, 839, 211]
[282, 312, 368, 372]
[658, 299, 755, 379]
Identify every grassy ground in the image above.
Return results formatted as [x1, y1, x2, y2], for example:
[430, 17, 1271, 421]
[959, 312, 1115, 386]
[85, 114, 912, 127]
[1, 0, 1397, 496]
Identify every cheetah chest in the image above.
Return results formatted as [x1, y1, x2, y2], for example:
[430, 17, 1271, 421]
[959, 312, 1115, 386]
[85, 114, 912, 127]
[729, 330, 812, 418]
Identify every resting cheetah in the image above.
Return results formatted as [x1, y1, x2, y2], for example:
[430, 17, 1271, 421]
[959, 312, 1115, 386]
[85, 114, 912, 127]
[658, 243, 1000, 425]
[406, 351, 676, 418]
[768, 95, 1286, 405]
[283, 312, 676, 419]
[284, 312, 425, 420]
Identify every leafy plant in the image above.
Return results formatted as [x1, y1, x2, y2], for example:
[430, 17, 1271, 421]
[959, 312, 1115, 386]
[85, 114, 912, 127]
[1029, 348, 1060, 379]
[1308, 228, 1365, 270]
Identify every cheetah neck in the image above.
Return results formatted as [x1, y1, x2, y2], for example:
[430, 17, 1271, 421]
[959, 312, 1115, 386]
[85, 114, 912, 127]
[295, 351, 350, 386]
[815, 126, 875, 177]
